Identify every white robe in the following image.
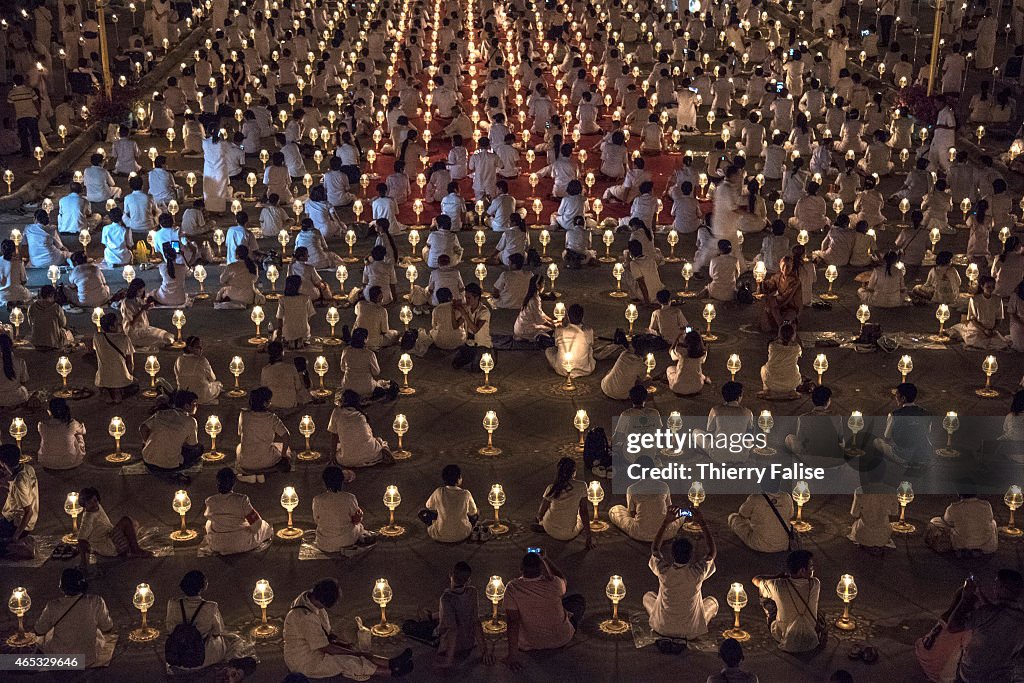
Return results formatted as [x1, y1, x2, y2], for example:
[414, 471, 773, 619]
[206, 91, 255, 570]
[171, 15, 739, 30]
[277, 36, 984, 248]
[202, 138, 232, 213]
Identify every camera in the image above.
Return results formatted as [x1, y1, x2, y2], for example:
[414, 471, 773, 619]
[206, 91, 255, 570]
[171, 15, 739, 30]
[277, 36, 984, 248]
[677, 508, 693, 519]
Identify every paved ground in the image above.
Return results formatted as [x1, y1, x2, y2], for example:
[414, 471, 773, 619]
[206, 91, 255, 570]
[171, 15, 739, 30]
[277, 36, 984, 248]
[1, 3, 1024, 683]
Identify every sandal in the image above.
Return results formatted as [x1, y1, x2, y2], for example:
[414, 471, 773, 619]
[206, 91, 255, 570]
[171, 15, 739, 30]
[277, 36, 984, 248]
[848, 643, 864, 661]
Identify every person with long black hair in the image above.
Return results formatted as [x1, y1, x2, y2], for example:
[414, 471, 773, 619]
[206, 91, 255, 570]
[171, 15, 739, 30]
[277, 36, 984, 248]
[152, 243, 189, 307]
[0, 333, 29, 407]
[532, 457, 593, 546]
[36, 398, 86, 470]
[0, 238, 29, 305]
[215, 245, 262, 306]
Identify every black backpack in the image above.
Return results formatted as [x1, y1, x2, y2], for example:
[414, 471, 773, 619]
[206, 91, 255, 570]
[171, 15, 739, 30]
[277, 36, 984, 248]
[165, 600, 206, 669]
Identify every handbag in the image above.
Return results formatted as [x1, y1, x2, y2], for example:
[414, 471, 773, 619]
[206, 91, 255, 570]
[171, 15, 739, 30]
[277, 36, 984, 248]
[762, 493, 801, 551]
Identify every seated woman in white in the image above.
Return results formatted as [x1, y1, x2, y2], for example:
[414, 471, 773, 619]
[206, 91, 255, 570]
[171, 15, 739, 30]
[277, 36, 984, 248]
[667, 330, 709, 396]
[927, 495, 999, 555]
[423, 464, 479, 543]
[215, 246, 263, 306]
[513, 274, 555, 342]
[65, 252, 110, 308]
[202, 468, 274, 555]
[289, 248, 333, 303]
[354, 287, 399, 350]
[608, 456, 678, 542]
[728, 488, 795, 553]
[33, 569, 113, 669]
[275, 275, 315, 348]
[165, 570, 251, 674]
[624, 239, 663, 304]
[0, 334, 30, 408]
[600, 339, 646, 401]
[545, 304, 596, 377]
[36, 398, 86, 470]
[0, 239, 30, 304]
[295, 219, 343, 269]
[858, 251, 907, 308]
[327, 390, 394, 468]
[151, 244, 190, 307]
[235, 387, 292, 474]
[491, 218, 529, 267]
[259, 342, 310, 410]
[849, 483, 900, 549]
[313, 465, 376, 551]
[760, 323, 802, 397]
[422, 215, 463, 267]
[120, 279, 175, 347]
[951, 275, 1008, 350]
[340, 328, 392, 397]
[534, 458, 593, 545]
[174, 336, 223, 405]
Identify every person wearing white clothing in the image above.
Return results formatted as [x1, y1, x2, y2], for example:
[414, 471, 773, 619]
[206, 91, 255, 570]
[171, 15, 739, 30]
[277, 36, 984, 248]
[224, 214, 259, 265]
[235, 388, 292, 474]
[259, 343, 310, 410]
[354, 291, 399, 350]
[468, 138, 499, 200]
[609, 457, 679, 542]
[174, 337, 222, 405]
[729, 489, 795, 553]
[65, 254, 110, 308]
[340, 330, 392, 397]
[927, 496, 999, 555]
[122, 178, 160, 234]
[327, 390, 393, 468]
[0, 240, 29, 304]
[100, 210, 132, 266]
[423, 465, 479, 543]
[57, 184, 90, 235]
[33, 569, 113, 669]
[25, 210, 70, 268]
[644, 506, 718, 639]
[487, 182, 517, 231]
[164, 570, 252, 674]
[282, 580, 412, 680]
[849, 483, 900, 549]
[535, 458, 594, 545]
[35, 398, 86, 470]
[82, 155, 120, 204]
[201, 135, 232, 213]
[752, 552, 822, 653]
[546, 307, 596, 377]
[313, 466, 376, 551]
[202, 468, 274, 555]
[147, 157, 178, 205]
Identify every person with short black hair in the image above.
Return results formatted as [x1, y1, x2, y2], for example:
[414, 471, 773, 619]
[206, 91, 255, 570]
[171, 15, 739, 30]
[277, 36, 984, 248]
[33, 568, 113, 668]
[422, 465, 479, 543]
[707, 638, 759, 683]
[313, 466, 376, 550]
[327, 390, 395, 467]
[947, 569, 1024, 682]
[140, 390, 201, 481]
[76, 486, 150, 570]
[752, 550, 822, 653]
[236, 386, 293, 476]
[283, 578, 413, 678]
[164, 570, 255, 674]
[201, 468, 274, 555]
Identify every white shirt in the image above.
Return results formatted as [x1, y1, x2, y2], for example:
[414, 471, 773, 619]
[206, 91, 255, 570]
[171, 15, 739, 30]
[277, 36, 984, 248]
[648, 554, 716, 638]
[34, 594, 112, 667]
[141, 409, 198, 469]
[237, 410, 290, 470]
[425, 486, 478, 542]
[541, 479, 586, 540]
[312, 490, 362, 551]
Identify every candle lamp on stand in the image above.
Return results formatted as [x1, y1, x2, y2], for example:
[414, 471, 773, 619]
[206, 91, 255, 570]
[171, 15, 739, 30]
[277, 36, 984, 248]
[227, 356, 246, 397]
[251, 580, 279, 638]
[106, 416, 131, 463]
[380, 486, 405, 537]
[1000, 485, 1023, 536]
[483, 576, 507, 633]
[488, 485, 509, 535]
[63, 492, 82, 543]
[835, 574, 858, 631]
[702, 304, 717, 341]
[277, 486, 303, 539]
[5, 587, 35, 647]
[588, 480, 609, 531]
[371, 579, 400, 637]
[54, 356, 74, 398]
[821, 265, 839, 300]
[935, 411, 960, 457]
[203, 415, 225, 461]
[170, 490, 198, 541]
[249, 306, 268, 344]
[398, 353, 415, 395]
[723, 583, 750, 641]
[610, 262, 627, 297]
[976, 355, 999, 397]
[297, 415, 321, 461]
[130, 583, 159, 642]
[932, 304, 951, 341]
[480, 411, 501, 455]
[678, 262, 696, 297]
[477, 353, 497, 393]
[392, 415, 411, 460]
[892, 481, 916, 533]
[599, 575, 629, 634]
[791, 481, 812, 532]
[311, 356, 332, 398]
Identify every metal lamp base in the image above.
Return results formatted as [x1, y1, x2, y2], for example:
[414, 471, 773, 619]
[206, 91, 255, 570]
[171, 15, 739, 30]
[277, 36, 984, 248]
[202, 449, 225, 462]
[6, 631, 37, 647]
[935, 447, 960, 458]
[489, 520, 510, 535]
[248, 336, 269, 345]
[475, 384, 497, 394]
[371, 621, 401, 637]
[976, 387, 999, 398]
[676, 289, 698, 298]
[482, 618, 507, 634]
[170, 528, 198, 542]
[398, 386, 416, 396]
[322, 337, 343, 346]
[53, 388, 75, 399]
[834, 616, 856, 631]
[311, 388, 334, 399]
[105, 451, 132, 464]
[379, 524, 405, 538]
[608, 290, 628, 298]
[598, 618, 630, 634]
[1000, 525, 1023, 537]
[722, 627, 750, 641]
[277, 526, 304, 540]
[250, 622, 280, 639]
[297, 449, 321, 461]
[129, 627, 161, 643]
[479, 446, 502, 456]
[820, 293, 839, 301]
[792, 520, 813, 533]
[62, 532, 78, 544]
[590, 519, 609, 532]
[392, 449, 412, 460]
[891, 521, 916, 534]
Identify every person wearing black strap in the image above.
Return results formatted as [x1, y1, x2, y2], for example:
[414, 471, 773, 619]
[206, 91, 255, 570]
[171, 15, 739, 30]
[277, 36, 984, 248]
[34, 569, 113, 668]
[752, 551, 822, 654]
[165, 570, 256, 675]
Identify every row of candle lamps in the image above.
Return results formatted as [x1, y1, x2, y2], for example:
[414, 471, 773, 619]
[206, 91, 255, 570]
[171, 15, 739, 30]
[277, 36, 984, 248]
[17, 477, 1024, 647]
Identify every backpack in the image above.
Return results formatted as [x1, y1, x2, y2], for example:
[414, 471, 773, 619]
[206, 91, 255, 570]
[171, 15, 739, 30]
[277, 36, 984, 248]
[583, 427, 611, 469]
[165, 600, 206, 669]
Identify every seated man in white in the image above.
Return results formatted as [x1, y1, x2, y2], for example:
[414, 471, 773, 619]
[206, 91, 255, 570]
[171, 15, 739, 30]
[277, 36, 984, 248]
[728, 482, 795, 553]
[928, 494, 999, 555]
[201, 468, 273, 555]
[849, 471, 900, 550]
[421, 464, 479, 543]
[327, 390, 394, 467]
[694, 381, 755, 462]
[644, 505, 718, 639]
[609, 455, 679, 542]
[283, 579, 413, 679]
[546, 303, 596, 377]
[312, 465, 377, 551]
